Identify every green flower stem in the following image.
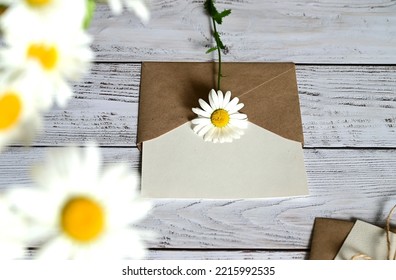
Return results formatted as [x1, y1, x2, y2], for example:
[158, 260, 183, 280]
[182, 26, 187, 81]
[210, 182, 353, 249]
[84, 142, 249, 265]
[211, 18, 222, 91]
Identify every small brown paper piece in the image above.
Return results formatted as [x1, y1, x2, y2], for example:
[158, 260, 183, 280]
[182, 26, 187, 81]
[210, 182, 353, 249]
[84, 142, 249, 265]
[309, 217, 396, 260]
[137, 62, 304, 149]
[309, 218, 356, 260]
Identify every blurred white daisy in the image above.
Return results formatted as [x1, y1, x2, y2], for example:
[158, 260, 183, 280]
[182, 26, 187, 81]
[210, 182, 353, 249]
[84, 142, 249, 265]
[6, 144, 152, 259]
[0, 0, 87, 35]
[0, 29, 93, 107]
[192, 89, 248, 143]
[0, 197, 28, 260]
[0, 73, 43, 152]
[106, 0, 150, 23]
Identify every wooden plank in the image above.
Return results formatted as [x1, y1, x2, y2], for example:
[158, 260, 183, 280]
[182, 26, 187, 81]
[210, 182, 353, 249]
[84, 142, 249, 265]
[28, 64, 396, 147]
[89, 1, 396, 63]
[147, 250, 307, 260]
[35, 63, 141, 146]
[1, 147, 396, 249]
[298, 65, 396, 147]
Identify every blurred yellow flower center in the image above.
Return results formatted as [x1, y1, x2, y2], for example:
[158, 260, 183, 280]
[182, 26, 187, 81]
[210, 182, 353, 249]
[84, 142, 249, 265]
[211, 109, 230, 128]
[27, 43, 59, 71]
[61, 197, 105, 243]
[25, 0, 52, 7]
[0, 92, 22, 131]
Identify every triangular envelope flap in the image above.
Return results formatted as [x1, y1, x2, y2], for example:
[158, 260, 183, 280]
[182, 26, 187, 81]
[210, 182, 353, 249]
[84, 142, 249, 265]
[237, 66, 304, 144]
[137, 62, 303, 148]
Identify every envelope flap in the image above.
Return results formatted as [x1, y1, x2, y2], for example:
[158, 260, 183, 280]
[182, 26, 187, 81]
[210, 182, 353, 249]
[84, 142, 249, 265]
[235, 64, 303, 144]
[309, 218, 355, 260]
[137, 62, 304, 148]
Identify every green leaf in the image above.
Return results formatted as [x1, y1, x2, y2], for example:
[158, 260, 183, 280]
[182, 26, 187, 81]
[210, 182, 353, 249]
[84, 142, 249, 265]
[83, 0, 96, 29]
[206, 47, 218, 54]
[213, 9, 231, 24]
[204, 0, 218, 17]
[213, 31, 225, 49]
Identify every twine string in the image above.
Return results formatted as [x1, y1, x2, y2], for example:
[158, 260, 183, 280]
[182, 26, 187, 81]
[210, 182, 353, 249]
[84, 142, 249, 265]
[351, 205, 396, 260]
[385, 204, 396, 260]
[351, 254, 372, 260]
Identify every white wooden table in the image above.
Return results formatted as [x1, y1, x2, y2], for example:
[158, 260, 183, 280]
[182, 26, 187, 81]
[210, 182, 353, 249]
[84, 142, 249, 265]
[1, 1, 396, 259]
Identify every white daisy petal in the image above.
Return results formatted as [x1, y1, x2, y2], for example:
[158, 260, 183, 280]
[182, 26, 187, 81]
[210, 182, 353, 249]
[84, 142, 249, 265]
[192, 107, 211, 118]
[224, 97, 240, 111]
[197, 124, 213, 137]
[212, 128, 221, 143]
[228, 126, 242, 138]
[6, 188, 62, 226]
[107, 199, 152, 228]
[0, 241, 27, 260]
[217, 90, 224, 107]
[230, 113, 248, 120]
[211, 89, 221, 109]
[125, 0, 150, 24]
[208, 89, 216, 109]
[228, 102, 245, 114]
[192, 123, 206, 134]
[107, 0, 123, 15]
[36, 236, 73, 260]
[191, 118, 211, 125]
[198, 99, 213, 114]
[223, 91, 231, 108]
[204, 127, 216, 142]
[122, 230, 149, 260]
[222, 128, 232, 142]
[230, 119, 249, 129]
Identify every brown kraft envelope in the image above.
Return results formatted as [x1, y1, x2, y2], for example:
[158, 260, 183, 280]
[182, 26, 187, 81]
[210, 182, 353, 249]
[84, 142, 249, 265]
[309, 217, 396, 260]
[137, 62, 304, 149]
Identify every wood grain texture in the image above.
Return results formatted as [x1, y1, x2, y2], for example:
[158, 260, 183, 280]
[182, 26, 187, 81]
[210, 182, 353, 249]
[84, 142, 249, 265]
[147, 250, 307, 260]
[1, 0, 394, 261]
[89, 1, 396, 63]
[1, 147, 396, 249]
[29, 64, 396, 147]
[35, 63, 141, 146]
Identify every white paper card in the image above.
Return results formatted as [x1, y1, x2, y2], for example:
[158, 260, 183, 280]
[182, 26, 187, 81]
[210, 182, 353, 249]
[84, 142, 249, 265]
[141, 121, 308, 199]
[335, 220, 396, 260]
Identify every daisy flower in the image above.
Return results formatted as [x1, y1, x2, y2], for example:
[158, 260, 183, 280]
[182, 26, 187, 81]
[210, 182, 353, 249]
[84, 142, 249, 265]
[0, 28, 93, 107]
[106, 0, 150, 23]
[192, 89, 248, 143]
[0, 196, 29, 260]
[0, 73, 43, 152]
[0, 0, 87, 35]
[6, 144, 152, 259]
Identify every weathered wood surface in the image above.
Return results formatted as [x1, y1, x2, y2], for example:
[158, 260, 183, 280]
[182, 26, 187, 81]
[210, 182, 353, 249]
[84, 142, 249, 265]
[1, 147, 396, 249]
[147, 250, 307, 260]
[26, 63, 396, 148]
[89, 1, 396, 63]
[2, 0, 396, 259]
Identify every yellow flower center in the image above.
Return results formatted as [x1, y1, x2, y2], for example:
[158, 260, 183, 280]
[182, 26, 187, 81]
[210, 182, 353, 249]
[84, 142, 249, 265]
[27, 43, 59, 71]
[0, 92, 22, 131]
[211, 109, 230, 128]
[61, 197, 105, 243]
[25, 0, 52, 7]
